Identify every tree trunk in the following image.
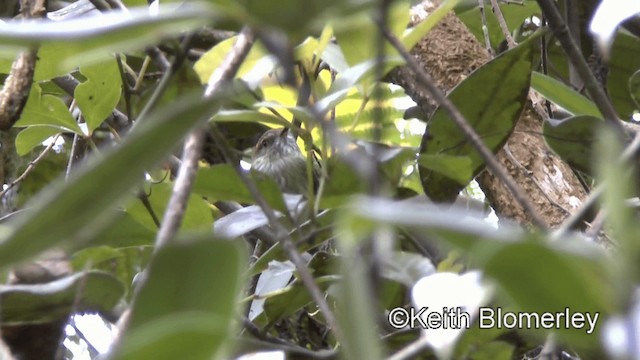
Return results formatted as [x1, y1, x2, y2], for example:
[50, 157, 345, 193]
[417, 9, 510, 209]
[390, 2, 587, 227]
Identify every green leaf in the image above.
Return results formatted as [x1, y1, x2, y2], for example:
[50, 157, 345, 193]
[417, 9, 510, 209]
[418, 154, 473, 185]
[88, 210, 157, 248]
[15, 126, 60, 156]
[607, 31, 640, 119]
[263, 276, 336, 323]
[597, 127, 640, 288]
[193, 165, 288, 213]
[481, 241, 612, 345]
[344, 196, 614, 346]
[0, 92, 220, 269]
[419, 32, 539, 201]
[126, 182, 213, 232]
[75, 58, 123, 132]
[0, 4, 214, 72]
[543, 115, 601, 175]
[0, 271, 124, 324]
[531, 72, 602, 117]
[629, 69, 640, 109]
[215, 0, 375, 40]
[320, 156, 366, 208]
[402, 0, 462, 50]
[334, 1, 409, 66]
[110, 236, 245, 360]
[15, 84, 83, 134]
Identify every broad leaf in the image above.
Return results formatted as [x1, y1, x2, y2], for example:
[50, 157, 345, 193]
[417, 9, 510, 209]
[0, 271, 124, 324]
[110, 236, 245, 360]
[531, 72, 602, 118]
[607, 31, 640, 119]
[543, 115, 601, 175]
[419, 32, 538, 201]
[15, 126, 61, 156]
[193, 165, 288, 213]
[0, 92, 220, 268]
[16, 83, 83, 134]
[75, 58, 123, 132]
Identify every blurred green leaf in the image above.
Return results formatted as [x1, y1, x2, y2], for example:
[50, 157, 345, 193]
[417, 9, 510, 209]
[531, 72, 602, 117]
[608, 31, 640, 119]
[629, 69, 640, 109]
[211, 109, 290, 127]
[71, 245, 152, 298]
[419, 32, 539, 201]
[0, 271, 124, 324]
[193, 165, 288, 213]
[0, 92, 220, 269]
[0, 4, 215, 72]
[597, 127, 640, 290]
[75, 58, 123, 132]
[482, 241, 613, 345]
[344, 196, 614, 346]
[111, 236, 245, 360]
[334, 1, 409, 66]
[88, 211, 157, 248]
[263, 276, 336, 323]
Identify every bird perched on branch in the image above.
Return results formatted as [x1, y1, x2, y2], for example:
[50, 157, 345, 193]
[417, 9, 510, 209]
[251, 128, 317, 195]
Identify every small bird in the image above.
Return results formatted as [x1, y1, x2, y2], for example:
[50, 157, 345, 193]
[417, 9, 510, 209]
[252, 128, 314, 195]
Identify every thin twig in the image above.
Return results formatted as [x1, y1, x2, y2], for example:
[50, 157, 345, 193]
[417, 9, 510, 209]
[387, 336, 432, 360]
[155, 129, 206, 248]
[0, 135, 59, 198]
[536, 0, 624, 134]
[478, 0, 495, 56]
[490, 0, 517, 48]
[155, 29, 253, 249]
[378, 22, 548, 229]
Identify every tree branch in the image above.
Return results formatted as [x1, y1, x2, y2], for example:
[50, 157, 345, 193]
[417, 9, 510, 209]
[536, 0, 625, 133]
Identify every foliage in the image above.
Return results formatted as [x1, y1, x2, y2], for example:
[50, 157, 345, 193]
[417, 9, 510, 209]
[0, 0, 638, 360]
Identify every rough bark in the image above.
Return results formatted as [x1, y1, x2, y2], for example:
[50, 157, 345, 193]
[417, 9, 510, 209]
[390, 2, 587, 227]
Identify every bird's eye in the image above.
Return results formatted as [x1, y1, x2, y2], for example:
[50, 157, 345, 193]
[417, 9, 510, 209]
[258, 137, 272, 151]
